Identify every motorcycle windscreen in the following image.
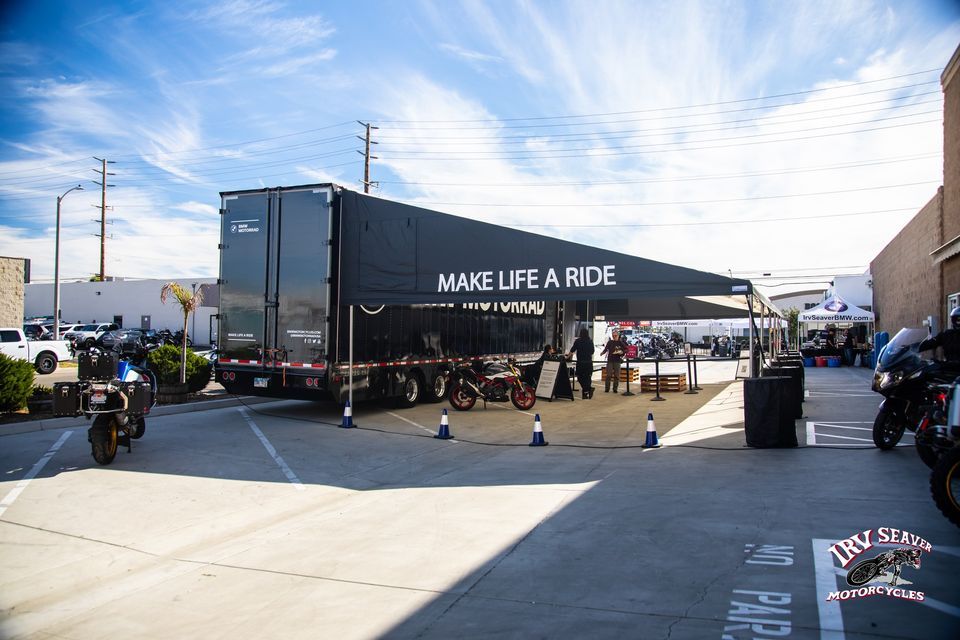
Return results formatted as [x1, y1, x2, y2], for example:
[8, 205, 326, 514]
[219, 193, 270, 361]
[878, 327, 928, 369]
[275, 188, 331, 364]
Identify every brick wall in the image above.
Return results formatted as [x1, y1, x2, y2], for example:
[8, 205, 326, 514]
[0, 257, 26, 327]
[942, 45, 960, 243]
[870, 191, 943, 333]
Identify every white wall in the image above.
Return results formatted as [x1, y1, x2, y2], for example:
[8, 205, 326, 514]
[828, 274, 873, 308]
[25, 278, 218, 346]
[769, 289, 826, 313]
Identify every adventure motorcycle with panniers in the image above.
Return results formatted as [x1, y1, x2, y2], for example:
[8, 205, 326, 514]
[448, 360, 536, 411]
[52, 336, 158, 465]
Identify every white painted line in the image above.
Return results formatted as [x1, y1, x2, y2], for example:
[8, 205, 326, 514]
[922, 596, 960, 618]
[815, 424, 871, 432]
[806, 422, 816, 446]
[237, 408, 304, 491]
[0, 430, 73, 519]
[815, 433, 872, 443]
[812, 421, 872, 424]
[805, 389, 810, 398]
[807, 392, 876, 397]
[386, 411, 459, 441]
[812, 538, 846, 640]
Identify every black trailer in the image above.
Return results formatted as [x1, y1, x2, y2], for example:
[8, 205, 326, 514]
[216, 184, 550, 406]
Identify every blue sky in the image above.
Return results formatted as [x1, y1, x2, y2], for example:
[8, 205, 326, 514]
[1, 1, 959, 296]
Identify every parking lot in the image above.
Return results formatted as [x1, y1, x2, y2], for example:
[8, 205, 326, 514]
[2, 363, 958, 639]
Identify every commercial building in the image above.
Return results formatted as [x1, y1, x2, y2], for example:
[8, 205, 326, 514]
[871, 43, 960, 334]
[24, 278, 218, 346]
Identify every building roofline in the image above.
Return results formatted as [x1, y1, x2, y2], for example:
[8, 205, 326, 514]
[942, 42, 960, 90]
[769, 288, 827, 301]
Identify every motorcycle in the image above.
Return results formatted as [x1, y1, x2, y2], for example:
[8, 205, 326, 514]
[448, 360, 536, 411]
[845, 548, 922, 587]
[929, 379, 960, 528]
[52, 335, 158, 465]
[871, 328, 957, 449]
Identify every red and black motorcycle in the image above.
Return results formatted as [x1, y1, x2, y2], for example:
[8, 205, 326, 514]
[448, 360, 536, 411]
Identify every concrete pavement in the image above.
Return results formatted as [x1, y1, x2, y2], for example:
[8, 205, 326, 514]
[1, 364, 957, 639]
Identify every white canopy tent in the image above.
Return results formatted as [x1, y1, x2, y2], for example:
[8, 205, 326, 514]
[797, 295, 875, 350]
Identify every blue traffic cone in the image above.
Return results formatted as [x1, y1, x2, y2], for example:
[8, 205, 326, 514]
[340, 400, 355, 428]
[435, 408, 453, 440]
[529, 413, 549, 447]
[642, 412, 661, 448]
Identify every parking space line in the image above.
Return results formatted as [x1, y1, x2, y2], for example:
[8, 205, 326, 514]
[812, 538, 846, 640]
[805, 422, 912, 447]
[0, 430, 73, 519]
[815, 433, 871, 443]
[237, 408, 305, 491]
[385, 411, 459, 441]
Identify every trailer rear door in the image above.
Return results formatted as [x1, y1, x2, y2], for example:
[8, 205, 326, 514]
[219, 187, 332, 364]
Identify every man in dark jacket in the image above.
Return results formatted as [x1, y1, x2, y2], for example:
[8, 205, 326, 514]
[919, 307, 960, 362]
[567, 328, 595, 399]
[600, 330, 628, 393]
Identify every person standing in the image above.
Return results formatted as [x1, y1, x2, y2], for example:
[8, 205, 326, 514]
[567, 328, 595, 399]
[600, 329, 628, 393]
[842, 329, 856, 366]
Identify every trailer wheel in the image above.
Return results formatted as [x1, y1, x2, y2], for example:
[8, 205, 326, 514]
[424, 372, 448, 403]
[34, 352, 58, 374]
[397, 372, 422, 408]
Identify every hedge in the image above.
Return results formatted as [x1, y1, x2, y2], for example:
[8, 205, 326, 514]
[146, 345, 212, 392]
[0, 353, 35, 412]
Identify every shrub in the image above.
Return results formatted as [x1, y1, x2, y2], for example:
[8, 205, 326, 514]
[146, 345, 212, 392]
[32, 385, 53, 398]
[0, 353, 35, 412]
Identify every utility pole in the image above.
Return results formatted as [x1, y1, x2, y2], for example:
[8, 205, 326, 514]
[356, 121, 379, 193]
[92, 157, 115, 280]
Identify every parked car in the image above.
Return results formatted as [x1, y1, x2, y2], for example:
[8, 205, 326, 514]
[64, 323, 120, 349]
[0, 327, 74, 374]
[22, 324, 50, 341]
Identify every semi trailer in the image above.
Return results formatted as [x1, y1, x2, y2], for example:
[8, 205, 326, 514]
[215, 184, 552, 406]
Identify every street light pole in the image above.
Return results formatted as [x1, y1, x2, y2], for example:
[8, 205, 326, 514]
[54, 185, 83, 340]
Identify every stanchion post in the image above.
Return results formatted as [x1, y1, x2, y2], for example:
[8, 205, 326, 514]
[692, 353, 702, 390]
[684, 353, 697, 394]
[622, 355, 635, 396]
[652, 354, 665, 401]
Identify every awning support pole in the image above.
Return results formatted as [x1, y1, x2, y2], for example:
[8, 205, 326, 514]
[747, 294, 756, 378]
[349, 304, 354, 407]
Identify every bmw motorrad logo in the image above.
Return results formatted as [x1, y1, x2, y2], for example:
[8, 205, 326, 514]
[824, 299, 849, 312]
[230, 224, 237, 233]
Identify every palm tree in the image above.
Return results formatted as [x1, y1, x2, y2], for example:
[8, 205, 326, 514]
[160, 282, 204, 384]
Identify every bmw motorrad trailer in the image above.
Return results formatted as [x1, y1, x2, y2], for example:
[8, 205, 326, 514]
[215, 184, 550, 406]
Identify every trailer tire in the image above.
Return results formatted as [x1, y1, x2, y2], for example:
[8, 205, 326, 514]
[423, 372, 448, 403]
[34, 352, 58, 374]
[397, 372, 423, 408]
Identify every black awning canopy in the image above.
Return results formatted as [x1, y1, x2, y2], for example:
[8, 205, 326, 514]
[338, 191, 757, 314]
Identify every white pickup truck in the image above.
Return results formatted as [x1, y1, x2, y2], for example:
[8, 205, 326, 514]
[0, 328, 74, 374]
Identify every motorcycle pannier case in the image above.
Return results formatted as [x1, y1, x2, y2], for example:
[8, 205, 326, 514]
[121, 382, 153, 416]
[78, 351, 119, 380]
[52, 382, 81, 417]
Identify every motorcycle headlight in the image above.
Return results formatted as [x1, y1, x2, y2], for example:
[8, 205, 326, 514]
[879, 371, 903, 389]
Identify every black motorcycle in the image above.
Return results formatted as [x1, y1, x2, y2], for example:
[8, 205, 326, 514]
[871, 328, 957, 449]
[929, 379, 960, 528]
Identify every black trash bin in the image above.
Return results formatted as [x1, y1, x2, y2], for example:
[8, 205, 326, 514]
[763, 365, 803, 418]
[744, 376, 798, 448]
[772, 358, 805, 392]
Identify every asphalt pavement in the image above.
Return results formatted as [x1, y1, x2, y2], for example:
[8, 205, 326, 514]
[1, 362, 958, 639]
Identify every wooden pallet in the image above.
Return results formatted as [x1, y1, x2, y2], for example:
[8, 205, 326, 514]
[600, 368, 640, 382]
[640, 373, 687, 392]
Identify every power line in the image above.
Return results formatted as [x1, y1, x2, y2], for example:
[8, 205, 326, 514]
[375, 94, 942, 144]
[405, 180, 936, 208]
[507, 206, 915, 229]
[377, 112, 940, 158]
[374, 153, 938, 188]
[378, 118, 940, 161]
[372, 69, 940, 124]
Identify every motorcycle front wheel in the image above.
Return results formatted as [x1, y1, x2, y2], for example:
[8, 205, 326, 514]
[510, 384, 536, 410]
[846, 560, 880, 586]
[872, 409, 905, 450]
[930, 445, 960, 528]
[448, 384, 477, 411]
[89, 414, 119, 465]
